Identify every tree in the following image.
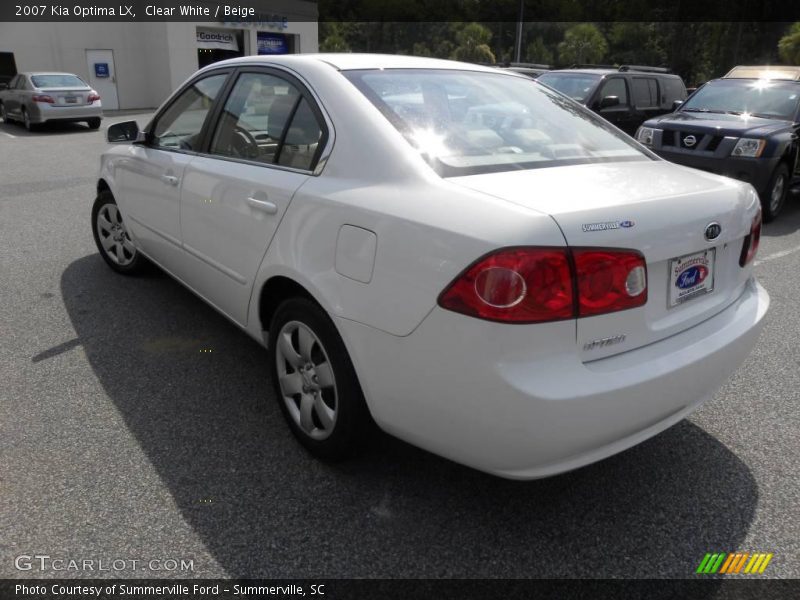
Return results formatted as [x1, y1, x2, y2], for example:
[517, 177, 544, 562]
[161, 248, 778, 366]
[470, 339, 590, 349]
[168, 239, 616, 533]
[778, 22, 800, 65]
[525, 36, 554, 65]
[451, 22, 496, 64]
[558, 23, 608, 65]
[319, 23, 351, 52]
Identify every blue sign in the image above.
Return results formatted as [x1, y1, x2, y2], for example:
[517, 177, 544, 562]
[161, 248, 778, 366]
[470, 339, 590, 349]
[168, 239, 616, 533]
[257, 32, 289, 55]
[94, 63, 110, 78]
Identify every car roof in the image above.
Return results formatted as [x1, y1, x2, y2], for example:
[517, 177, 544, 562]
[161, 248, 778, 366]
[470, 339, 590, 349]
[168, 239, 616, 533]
[724, 65, 800, 81]
[544, 68, 680, 78]
[206, 53, 505, 74]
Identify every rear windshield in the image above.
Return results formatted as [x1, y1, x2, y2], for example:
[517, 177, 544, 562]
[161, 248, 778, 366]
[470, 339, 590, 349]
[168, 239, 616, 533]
[31, 74, 87, 88]
[681, 79, 800, 121]
[343, 69, 649, 177]
[536, 72, 601, 103]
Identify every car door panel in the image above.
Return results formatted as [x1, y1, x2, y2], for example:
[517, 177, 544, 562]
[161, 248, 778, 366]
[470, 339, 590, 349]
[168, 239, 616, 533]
[178, 69, 325, 326]
[113, 146, 191, 274]
[180, 157, 309, 325]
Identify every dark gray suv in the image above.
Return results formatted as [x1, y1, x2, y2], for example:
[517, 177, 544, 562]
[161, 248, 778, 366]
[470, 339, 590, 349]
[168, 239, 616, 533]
[537, 66, 687, 136]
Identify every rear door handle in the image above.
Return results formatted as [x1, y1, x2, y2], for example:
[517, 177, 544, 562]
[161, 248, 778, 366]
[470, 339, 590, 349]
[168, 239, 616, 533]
[247, 196, 278, 215]
[161, 174, 179, 186]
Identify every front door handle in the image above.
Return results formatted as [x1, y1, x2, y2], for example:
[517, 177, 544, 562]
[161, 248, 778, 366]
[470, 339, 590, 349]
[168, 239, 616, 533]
[161, 174, 179, 186]
[247, 196, 278, 215]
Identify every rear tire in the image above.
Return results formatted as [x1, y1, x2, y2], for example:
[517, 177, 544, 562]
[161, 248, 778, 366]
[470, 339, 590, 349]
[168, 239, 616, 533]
[87, 118, 101, 130]
[91, 190, 147, 275]
[22, 108, 37, 131]
[268, 297, 372, 461]
[0, 102, 9, 123]
[761, 164, 789, 223]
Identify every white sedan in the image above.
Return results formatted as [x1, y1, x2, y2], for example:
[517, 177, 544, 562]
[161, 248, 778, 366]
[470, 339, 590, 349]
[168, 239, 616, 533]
[94, 54, 768, 479]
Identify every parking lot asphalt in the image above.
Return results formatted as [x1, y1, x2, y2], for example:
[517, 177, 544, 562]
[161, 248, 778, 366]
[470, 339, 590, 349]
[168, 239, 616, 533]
[1, 113, 798, 579]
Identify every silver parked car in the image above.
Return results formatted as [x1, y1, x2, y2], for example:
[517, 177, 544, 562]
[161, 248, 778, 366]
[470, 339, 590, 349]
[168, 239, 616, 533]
[0, 72, 103, 131]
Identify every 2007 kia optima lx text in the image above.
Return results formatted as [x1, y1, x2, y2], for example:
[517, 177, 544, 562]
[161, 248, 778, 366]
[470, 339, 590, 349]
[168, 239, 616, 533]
[93, 54, 769, 479]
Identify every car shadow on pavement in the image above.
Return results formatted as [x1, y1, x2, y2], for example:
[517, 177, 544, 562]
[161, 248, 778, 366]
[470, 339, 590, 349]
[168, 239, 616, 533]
[0, 120, 98, 137]
[60, 255, 758, 579]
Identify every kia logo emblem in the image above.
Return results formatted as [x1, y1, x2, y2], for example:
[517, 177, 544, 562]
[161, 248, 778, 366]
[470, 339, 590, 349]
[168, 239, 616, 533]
[683, 135, 697, 148]
[704, 222, 722, 241]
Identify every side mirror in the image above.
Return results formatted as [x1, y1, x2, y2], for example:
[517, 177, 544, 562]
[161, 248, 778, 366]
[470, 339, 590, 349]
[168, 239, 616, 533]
[598, 95, 620, 110]
[107, 120, 141, 143]
[672, 100, 683, 111]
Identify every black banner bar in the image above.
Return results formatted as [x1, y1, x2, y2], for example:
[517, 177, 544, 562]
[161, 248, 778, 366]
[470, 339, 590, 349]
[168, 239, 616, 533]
[2, 0, 800, 22]
[1, 579, 799, 600]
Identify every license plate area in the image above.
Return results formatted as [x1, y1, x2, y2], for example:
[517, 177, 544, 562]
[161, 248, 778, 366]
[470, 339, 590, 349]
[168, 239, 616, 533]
[63, 96, 78, 104]
[668, 248, 716, 307]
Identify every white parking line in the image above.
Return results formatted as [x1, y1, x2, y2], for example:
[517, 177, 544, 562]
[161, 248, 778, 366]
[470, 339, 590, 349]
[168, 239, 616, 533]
[0, 130, 17, 138]
[754, 244, 800, 266]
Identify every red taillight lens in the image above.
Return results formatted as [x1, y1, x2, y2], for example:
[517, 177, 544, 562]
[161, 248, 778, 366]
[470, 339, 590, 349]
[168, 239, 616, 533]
[438, 248, 574, 323]
[739, 210, 762, 267]
[31, 94, 55, 103]
[573, 249, 648, 317]
[439, 246, 648, 324]
[87, 93, 101, 103]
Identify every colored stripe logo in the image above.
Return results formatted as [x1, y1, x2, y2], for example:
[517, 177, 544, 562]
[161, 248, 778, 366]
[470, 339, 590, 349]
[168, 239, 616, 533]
[696, 552, 773, 574]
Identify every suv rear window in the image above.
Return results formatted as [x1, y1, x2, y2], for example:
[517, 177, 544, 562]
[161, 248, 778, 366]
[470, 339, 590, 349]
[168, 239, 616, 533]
[344, 69, 649, 177]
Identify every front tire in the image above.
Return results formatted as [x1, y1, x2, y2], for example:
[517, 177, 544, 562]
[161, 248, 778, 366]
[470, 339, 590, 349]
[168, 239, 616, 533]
[91, 190, 147, 275]
[761, 164, 789, 223]
[268, 297, 372, 460]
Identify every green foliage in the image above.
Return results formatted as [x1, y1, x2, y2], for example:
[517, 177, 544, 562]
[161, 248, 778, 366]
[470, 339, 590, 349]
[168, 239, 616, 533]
[778, 22, 800, 65]
[525, 37, 554, 65]
[451, 22, 496, 64]
[558, 23, 608, 65]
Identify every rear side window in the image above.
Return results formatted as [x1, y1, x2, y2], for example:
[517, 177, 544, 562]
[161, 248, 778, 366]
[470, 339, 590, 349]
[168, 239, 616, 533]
[210, 71, 325, 171]
[631, 77, 658, 108]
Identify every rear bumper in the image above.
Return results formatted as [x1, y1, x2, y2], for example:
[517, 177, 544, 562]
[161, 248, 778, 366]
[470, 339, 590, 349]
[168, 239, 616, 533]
[338, 278, 769, 479]
[28, 102, 103, 123]
[654, 149, 779, 196]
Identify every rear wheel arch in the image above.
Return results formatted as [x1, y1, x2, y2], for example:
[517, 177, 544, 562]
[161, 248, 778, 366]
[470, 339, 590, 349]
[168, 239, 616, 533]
[258, 276, 322, 335]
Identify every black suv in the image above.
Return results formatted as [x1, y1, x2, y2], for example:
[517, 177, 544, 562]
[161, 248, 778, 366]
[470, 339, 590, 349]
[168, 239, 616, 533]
[637, 76, 800, 221]
[537, 65, 687, 135]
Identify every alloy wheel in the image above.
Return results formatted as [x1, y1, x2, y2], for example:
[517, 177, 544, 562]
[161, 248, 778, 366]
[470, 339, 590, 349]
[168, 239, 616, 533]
[770, 172, 786, 215]
[275, 320, 338, 440]
[95, 203, 136, 266]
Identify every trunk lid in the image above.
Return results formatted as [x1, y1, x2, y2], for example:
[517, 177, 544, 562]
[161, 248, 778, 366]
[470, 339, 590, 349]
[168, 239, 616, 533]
[450, 160, 758, 360]
[37, 87, 92, 106]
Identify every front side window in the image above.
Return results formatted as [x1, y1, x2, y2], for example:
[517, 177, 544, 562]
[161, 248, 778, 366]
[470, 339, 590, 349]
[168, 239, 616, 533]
[681, 79, 800, 121]
[152, 73, 227, 151]
[598, 78, 629, 106]
[210, 71, 324, 170]
[345, 69, 649, 177]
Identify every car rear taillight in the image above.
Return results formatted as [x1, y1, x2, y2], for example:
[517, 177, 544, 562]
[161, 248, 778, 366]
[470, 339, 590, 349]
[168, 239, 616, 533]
[31, 94, 55, 103]
[573, 249, 648, 317]
[438, 246, 648, 324]
[739, 209, 762, 267]
[87, 93, 101, 103]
